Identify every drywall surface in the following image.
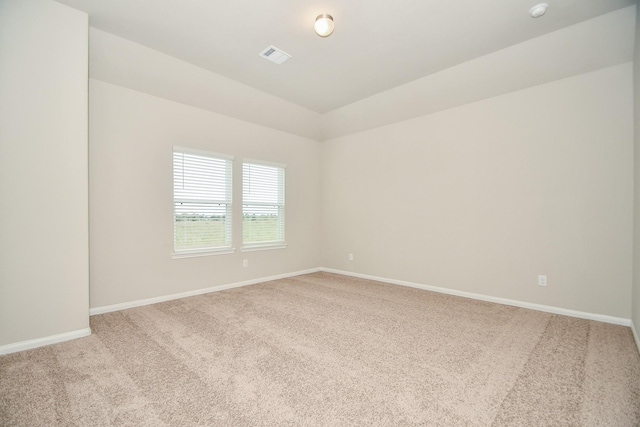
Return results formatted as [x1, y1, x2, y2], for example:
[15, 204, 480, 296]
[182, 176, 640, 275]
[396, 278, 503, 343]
[90, 28, 323, 141]
[632, 4, 640, 339]
[323, 7, 635, 140]
[0, 0, 89, 346]
[89, 79, 321, 308]
[321, 64, 633, 318]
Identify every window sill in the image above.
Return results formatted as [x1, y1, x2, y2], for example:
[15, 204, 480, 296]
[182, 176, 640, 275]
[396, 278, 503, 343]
[172, 248, 235, 259]
[240, 243, 287, 253]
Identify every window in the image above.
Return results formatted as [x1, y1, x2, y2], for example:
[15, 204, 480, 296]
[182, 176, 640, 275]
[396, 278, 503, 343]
[242, 160, 286, 250]
[173, 147, 233, 256]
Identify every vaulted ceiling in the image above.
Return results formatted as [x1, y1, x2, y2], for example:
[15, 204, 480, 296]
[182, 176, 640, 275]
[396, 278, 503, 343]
[54, 0, 634, 113]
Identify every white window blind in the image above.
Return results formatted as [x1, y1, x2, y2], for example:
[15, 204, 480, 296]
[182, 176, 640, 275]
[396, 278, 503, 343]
[242, 161, 285, 248]
[173, 147, 233, 255]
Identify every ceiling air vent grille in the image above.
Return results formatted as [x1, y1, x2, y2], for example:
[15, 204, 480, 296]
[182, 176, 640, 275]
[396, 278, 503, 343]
[259, 45, 291, 65]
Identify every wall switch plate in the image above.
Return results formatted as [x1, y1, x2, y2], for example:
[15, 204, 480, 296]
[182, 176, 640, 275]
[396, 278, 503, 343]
[538, 275, 547, 286]
[243, 259, 248, 268]
[348, 253, 354, 261]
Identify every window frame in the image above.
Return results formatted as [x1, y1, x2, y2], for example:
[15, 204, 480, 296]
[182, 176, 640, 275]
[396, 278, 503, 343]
[241, 159, 287, 252]
[172, 146, 234, 259]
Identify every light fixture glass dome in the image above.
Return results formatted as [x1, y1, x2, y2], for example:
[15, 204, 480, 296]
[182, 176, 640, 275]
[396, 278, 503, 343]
[529, 3, 548, 18]
[314, 14, 334, 37]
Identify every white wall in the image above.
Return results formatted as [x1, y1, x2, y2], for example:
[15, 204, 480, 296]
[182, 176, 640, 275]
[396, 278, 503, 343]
[632, 4, 640, 343]
[89, 80, 321, 309]
[0, 0, 89, 348]
[321, 64, 633, 319]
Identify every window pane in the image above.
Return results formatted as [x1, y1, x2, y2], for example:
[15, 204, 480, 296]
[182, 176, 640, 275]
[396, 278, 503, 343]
[243, 205, 280, 243]
[174, 203, 229, 251]
[243, 163, 283, 204]
[174, 153, 230, 202]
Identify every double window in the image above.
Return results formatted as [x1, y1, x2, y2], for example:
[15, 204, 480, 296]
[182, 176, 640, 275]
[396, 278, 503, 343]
[172, 147, 285, 256]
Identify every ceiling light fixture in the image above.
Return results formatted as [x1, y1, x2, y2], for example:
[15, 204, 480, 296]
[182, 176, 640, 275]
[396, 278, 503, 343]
[529, 3, 548, 18]
[314, 14, 334, 37]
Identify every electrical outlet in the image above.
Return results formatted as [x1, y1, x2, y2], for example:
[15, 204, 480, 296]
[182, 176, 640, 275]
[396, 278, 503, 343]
[348, 253, 354, 261]
[538, 275, 547, 286]
[243, 259, 248, 268]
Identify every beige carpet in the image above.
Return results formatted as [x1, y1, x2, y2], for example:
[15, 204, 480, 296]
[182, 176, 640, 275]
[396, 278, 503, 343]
[1, 272, 639, 426]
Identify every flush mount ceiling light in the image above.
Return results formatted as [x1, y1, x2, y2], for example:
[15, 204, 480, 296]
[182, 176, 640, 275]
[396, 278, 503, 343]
[314, 14, 334, 37]
[529, 3, 549, 18]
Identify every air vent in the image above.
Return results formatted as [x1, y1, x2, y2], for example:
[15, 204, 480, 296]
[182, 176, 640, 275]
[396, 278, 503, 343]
[259, 45, 291, 65]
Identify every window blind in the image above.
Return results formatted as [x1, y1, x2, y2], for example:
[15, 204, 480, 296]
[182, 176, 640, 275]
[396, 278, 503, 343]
[173, 147, 233, 254]
[242, 161, 285, 247]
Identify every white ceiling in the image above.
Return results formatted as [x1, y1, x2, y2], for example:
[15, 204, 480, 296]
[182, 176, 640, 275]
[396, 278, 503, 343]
[54, 0, 634, 113]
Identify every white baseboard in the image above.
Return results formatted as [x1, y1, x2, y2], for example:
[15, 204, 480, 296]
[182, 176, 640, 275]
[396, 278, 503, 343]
[632, 320, 640, 354]
[5, 268, 635, 356]
[320, 268, 631, 327]
[92, 266, 632, 328]
[0, 327, 92, 356]
[90, 268, 322, 315]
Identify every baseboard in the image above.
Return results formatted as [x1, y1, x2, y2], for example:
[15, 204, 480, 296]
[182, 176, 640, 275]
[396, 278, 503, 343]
[321, 268, 631, 327]
[90, 267, 322, 315]
[92, 266, 632, 328]
[7, 268, 634, 355]
[632, 320, 640, 355]
[0, 327, 92, 356]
